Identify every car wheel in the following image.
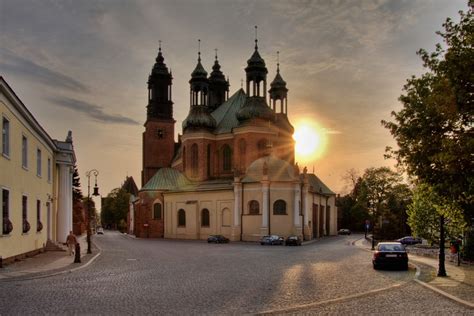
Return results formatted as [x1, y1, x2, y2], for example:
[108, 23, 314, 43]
[373, 263, 379, 270]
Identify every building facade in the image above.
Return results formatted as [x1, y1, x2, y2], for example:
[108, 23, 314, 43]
[134, 38, 336, 241]
[0, 77, 76, 263]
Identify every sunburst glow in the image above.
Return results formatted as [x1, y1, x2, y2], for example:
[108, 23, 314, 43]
[293, 121, 327, 162]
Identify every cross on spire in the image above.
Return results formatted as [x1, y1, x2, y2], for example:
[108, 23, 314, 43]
[198, 39, 201, 62]
[254, 25, 258, 50]
[159, 40, 162, 52]
[214, 48, 218, 60]
[241, 79, 243, 89]
[277, 51, 280, 73]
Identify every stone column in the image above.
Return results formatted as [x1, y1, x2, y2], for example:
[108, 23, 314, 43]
[261, 177, 269, 235]
[57, 163, 71, 243]
[293, 182, 301, 227]
[233, 178, 242, 227]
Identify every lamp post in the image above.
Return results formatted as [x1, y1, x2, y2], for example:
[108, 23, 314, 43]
[85, 169, 99, 254]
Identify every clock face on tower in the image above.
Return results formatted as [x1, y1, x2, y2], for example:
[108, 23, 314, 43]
[157, 129, 164, 139]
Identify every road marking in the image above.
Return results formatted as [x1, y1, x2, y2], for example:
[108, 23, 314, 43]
[256, 283, 404, 314]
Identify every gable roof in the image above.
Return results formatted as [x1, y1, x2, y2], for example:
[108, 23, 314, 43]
[141, 168, 191, 191]
[211, 88, 247, 134]
[305, 173, 335, 195]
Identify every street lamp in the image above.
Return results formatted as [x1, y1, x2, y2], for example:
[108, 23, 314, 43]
[85, 169, 99, 254]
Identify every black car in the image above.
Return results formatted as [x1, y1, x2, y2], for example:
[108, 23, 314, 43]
[285, 235, 302, 246]
[337, 229, 351, 235]
[396, 236, 422, 245]
[373, 242, 408, 270]
[260, 235, 284, 245]
[207, 235, 229, 243]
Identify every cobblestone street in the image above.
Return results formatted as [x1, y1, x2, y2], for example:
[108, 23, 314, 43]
[0, 231, 471, 314]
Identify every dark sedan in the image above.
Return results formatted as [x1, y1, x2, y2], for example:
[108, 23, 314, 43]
[337, 229, 351, 235]
[207, 235, 229, 243]
[260, 235, 284, 245]
[285, 235, 302, 246]
[373, 242, 408, 270]
[397, 236, 422, 245]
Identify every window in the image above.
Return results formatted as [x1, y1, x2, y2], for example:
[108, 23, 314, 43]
[178, 209, 186, 227]
[201, 209, 210, 227]
[36, 200, 43, 232]
[157, 129, 164, 139]
[47, 157, 52, 182]
[191, 143, 198, 176]
[222, 145, 232, 172]
[273, 199, 287, 215]
[257, 139, 268, 155]
[22, 195, 30, 233]
[37, 148, 42, 177]
[2, 117, 10, 156]
[2, 189, 12, 235]
[248, 200, 260, 215]
[22, 136, 28, 168]
[153, 203, 162, 220]
[222, 208, 231, 227]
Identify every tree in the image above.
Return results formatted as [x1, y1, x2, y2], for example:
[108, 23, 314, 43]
[101, 188, 130, 231]
[408, 183, 466, 244]
[382, 5, 473, 275]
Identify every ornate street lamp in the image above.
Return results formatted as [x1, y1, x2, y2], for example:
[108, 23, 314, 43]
[85, 169, 99, 254]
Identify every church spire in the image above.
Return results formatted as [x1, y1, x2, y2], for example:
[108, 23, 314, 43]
[147, 41, 173, 120]
[209, 48, 229, 110]
[269, 51, 288, 115]
[183, 39, 216, 131]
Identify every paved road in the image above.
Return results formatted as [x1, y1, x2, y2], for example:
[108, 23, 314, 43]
[0, 232, 471, 314]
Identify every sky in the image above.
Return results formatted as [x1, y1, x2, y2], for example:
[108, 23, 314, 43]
[0, 0, 469, 198]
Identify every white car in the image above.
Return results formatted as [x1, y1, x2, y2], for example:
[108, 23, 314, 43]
[97, 227, 104, 234]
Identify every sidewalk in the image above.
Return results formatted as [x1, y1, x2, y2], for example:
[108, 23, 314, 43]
[355, 238, 474, 307]
[0, 234, 100, 281]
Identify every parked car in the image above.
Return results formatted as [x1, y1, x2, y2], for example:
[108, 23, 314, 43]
[97, 227, 104, 235]
[337, 229, 351, 235]
[285, 235, 302, 246]
[207, 235, 229, 243]
[373, 242, 408, 270]
[260, 235, 284, 245]
[396, 236, 422, 245]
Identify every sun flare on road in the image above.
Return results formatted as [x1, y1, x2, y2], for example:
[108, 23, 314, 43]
[293, 121, 327, 162]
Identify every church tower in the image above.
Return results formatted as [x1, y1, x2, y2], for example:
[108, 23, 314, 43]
[208, 50, 229, 111]
[142, 44, 176, 186]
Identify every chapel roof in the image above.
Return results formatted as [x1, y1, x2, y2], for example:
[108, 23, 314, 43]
[141, 168, 191, 191]
[305, 173, 335, 195]
[211, 88, 247, 134]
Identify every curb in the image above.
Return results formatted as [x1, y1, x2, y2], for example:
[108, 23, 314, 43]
[0, 243, 102, 282]
[353, 236, 474, 309]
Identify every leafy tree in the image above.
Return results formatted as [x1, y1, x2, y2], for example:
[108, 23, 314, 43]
[382, 5, 473, 274]
[408, 183, 466, 244]
[101, 188, 130, 231]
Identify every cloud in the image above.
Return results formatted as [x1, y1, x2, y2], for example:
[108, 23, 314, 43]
[0, 50, 89, 93]
[49, 96, 139, 125]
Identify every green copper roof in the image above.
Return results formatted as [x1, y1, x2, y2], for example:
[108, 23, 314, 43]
[141, 168, 191, 191]
[305, 173, 335, 195]
[211, 88, 247, 134]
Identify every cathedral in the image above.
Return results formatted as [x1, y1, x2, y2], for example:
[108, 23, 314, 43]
[132, 34, 337, 241]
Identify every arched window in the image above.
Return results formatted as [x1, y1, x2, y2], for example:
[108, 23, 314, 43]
[182, 146, 186, 170]
[201, 209, 210, 227]
[207, 144, 211, 177]
[191, 143, 198, 176]
[178, 209, 186, 227]
[153, 203, 162, 220]
[239, 139, 246, 170]
[222, 208, 231, 227]
[222, 145, 232, 172]
[257, 139, 268, 155]
[248, 200, 259, 215]
[273, 200, 287, 215]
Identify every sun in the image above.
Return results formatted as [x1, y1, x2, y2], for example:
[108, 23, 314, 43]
[293, 121, 327, 162]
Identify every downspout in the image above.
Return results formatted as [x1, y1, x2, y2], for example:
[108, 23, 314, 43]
[268, 181, 271, 235]
[301, 181, 304, 240]
[240, 182, 244, 241]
